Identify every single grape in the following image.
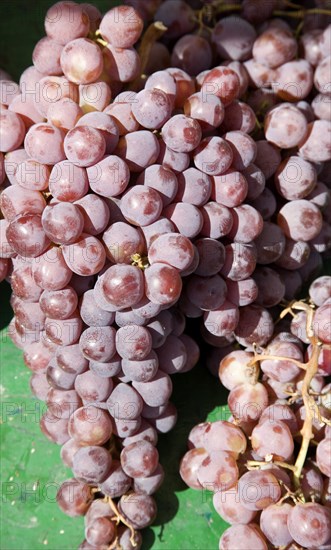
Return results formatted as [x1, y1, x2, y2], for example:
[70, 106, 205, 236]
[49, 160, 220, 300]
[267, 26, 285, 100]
[212, 16, 256, 61]
[132, 370, 172, 407]
[44, 2, 90, 45]
[298, 120, 331, 163]
[72, 446, 112, 484]
[287, 502, 331, 548]
[121, 440, 159, 477]
[86, 155, 130, 199]
[64, 126, 106, 168]
[202, 66, 240, 106]
[278, 200, 323, 242]
[197, 450, 239, 492]
[265, 104, 308, 149]
[99, 5, 143, 48]
[184, 91, 224, 131]
[24, 123, 65, 165]
[118, 492, 157, 529]
[100, 459, 132, 498]
[56, 478, 92, 517]
[32, 36, 63, 75]
[68, 405, 112, 446]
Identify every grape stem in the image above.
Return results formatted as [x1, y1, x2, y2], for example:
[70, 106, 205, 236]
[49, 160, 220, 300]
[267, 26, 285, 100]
[248, 353, 307, 371]
[249, 300, 325, 493]
[284, 302, 322, 490]
[246, 459, 297, 473]
[103, 496, 138, 547]
[131, 253, 150, 270]
[129, 21, 168, 91]
[274, 8, 331, 18]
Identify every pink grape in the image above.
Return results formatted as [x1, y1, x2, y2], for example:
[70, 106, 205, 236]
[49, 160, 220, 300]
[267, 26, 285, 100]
[32, 36, 63, 75]
[116, 130, 160, 172]
[212, 16, 256, 61]
[45, 311, 82, 346]
[79, 81, 111, 112]
[219, 524, 268, 550]
[75, 112, 119, 154]
[193, 136, 233, 176]
[99, 5, 143, 48]
[221, 101, 256, 134]
[103, 45, 141, 83]
[213, 487, 257, 525]
[265, 104, 308, 149]
[62, 234, 106, 276]
[171, 35, 212, 76]
[60, 38, 103, 84]
[121, 185, 163, 226]
[6, 214, 50, 258]
[137, 164, 178, 207]
[197, 450, 239, 492]
[44, 2, 90, 45]
[100, 459, 132, 498]
[41, 202, 84, 245]
[64, 126, 106, 167]
[145, 262, 182, 306]
[68, 405, 112, 446]
[103, 221, 145, 264]
[253, 266, 285, 307]
[212, 169, 248, 207]
[40, 286, 78, 320]
[100, 264, 144, 309]
[223, 130, 257, 170]
[251, 419, 294, 461]
[228, 381, 269, 422]
[131, 88, 172, 129]
[148, 233, 194, 272]
[104, 92, 139, 135]
[0, 185, 46, 222]
[15, 159, 50, 191]
[287, 502, 331, 548]
[228, 204, 263, 243]
[184, 91, 224, 131]
[33, 76, 79, 117]
[9, 94, 44, 129]
[49, 160, 88, 202]
[47, 97, 83, 131]
[163, 202, 203, 239]
[154, 1, 195, 40]
[202, 66, 240, 106]
[0, 109, 25, 152]
[75, 194, 110, 236]
[179, 448, 209, 490]
[200, 201, 233, 239]
[238, 470, 281, 511]
[253, 26, 297, 68]
[25, 123, 66, 165]
[87, 155, 130, 198]
[157, 140, 190, 173]
[121, 440, 159, 477]
[278, 199, 323, 242]
[234, 304, 274, 347]
[118, 493, 157, 529]
[298, 120, 331, 162]
[162, 114, 201, 153]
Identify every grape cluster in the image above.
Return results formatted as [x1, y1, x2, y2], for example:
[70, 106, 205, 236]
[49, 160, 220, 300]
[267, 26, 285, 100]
[0, 0, 331, 548]
[181, 276, 331, 549]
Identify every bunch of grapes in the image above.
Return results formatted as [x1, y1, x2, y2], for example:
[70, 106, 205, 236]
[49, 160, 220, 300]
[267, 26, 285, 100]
[0, 0, 330, 548]
[180, 275, 331, 549]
